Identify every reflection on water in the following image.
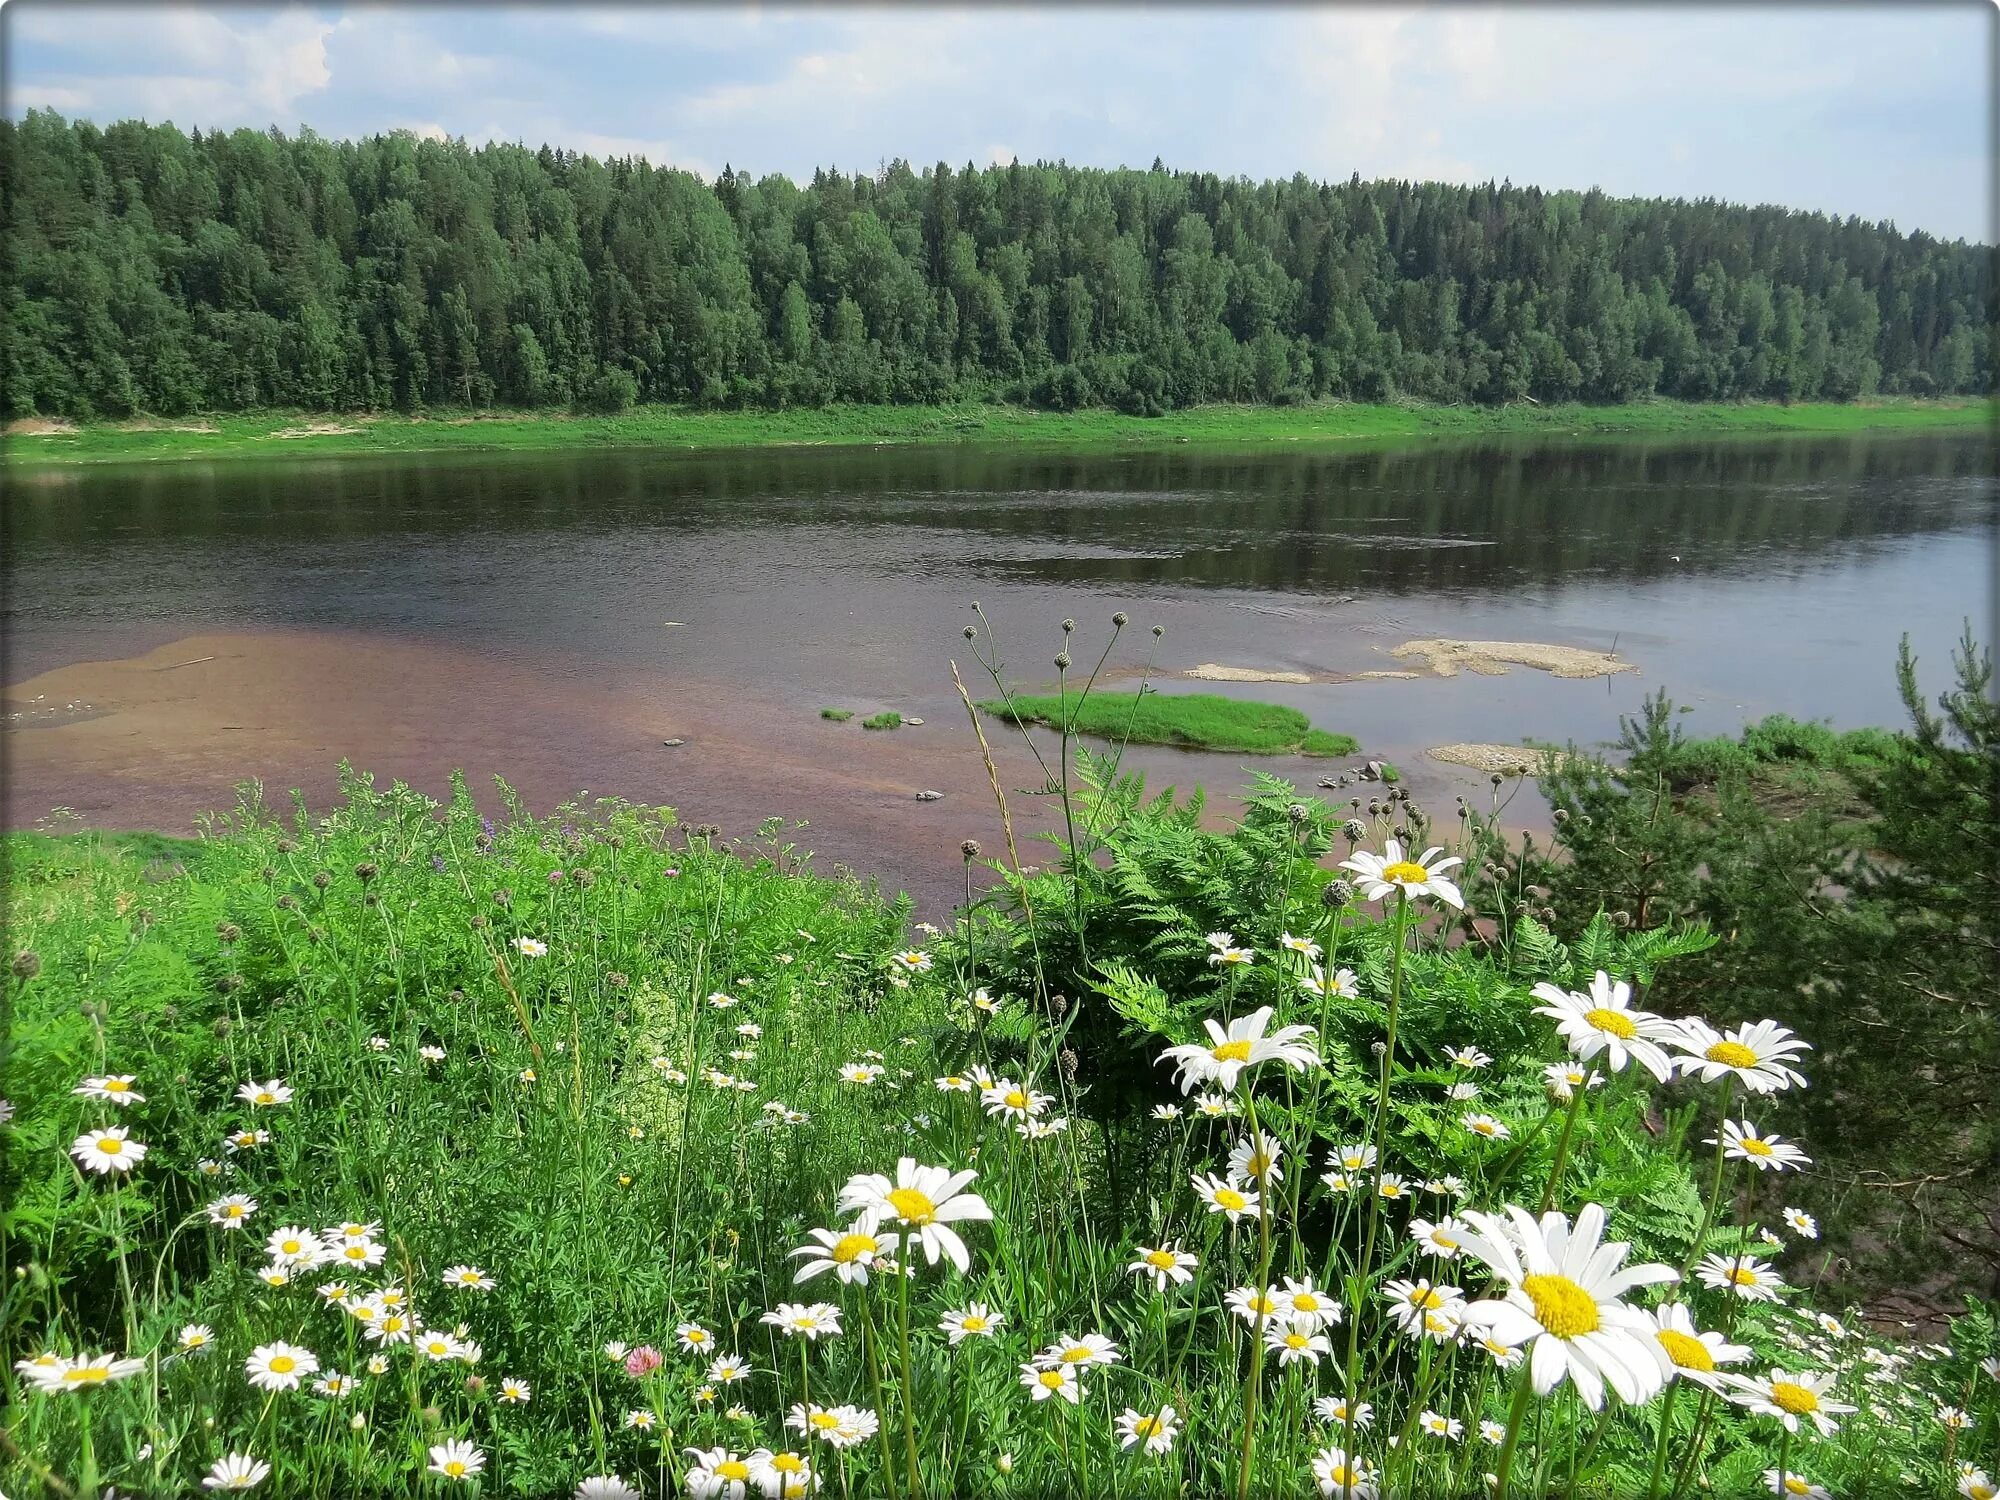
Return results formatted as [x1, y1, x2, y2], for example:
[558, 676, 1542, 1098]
[9, 431, 1993, 748]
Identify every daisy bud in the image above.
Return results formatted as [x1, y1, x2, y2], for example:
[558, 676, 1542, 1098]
[354, 862, 377, 882]
[421, 1405, 442, 1425]
[275, 838, 298, 853]
[312, 871, 331, 889]
[464, 1376, 485, 1394]
[217, 923, 240, 943]
[349, 1412, 366, 1430]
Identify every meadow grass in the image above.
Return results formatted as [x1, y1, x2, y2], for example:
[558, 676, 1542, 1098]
[4, 638, 1994, 1499]
[4, 396, 1992, 468]
[819, 709, 855, 723]
[860, 712, 903, 731]
[979, 689, 1359, 758]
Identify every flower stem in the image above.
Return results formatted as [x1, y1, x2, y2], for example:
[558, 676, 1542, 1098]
[1491, 1373, 1536, 1500]
[1642, 1378, 1680, 1500]
[1539, 1085, 1588, 1213]
[1232, 1090, 1276, 1500]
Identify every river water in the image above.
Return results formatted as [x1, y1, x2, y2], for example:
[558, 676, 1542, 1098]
[6, 431, 1991, 908]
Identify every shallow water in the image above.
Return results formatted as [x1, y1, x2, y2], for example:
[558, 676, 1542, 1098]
[6, 431, 1992, 904]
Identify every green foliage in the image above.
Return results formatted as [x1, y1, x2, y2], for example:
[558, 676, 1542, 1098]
[860, 711, 902, 730]
[2, 110, 1991, 420]
[819, 707, 854, 721]
[980, 689, 1355, 757]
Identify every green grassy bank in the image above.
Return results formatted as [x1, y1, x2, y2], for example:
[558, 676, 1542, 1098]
[5, 395, 1991, 467]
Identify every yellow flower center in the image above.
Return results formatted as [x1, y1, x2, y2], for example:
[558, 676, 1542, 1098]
[1383, 860, 1429, 884]
[831, 1233, 878, 1263]
[1059, 1346, 1093, 1363]
[105, 1080, 130, 1093]
[1144, 1250, 1177, 1270]
[1132, 1415, 1162, 1436]
[1245, 1152, 1272, 1176]
[1328, 1466, 1360, 1487]
[344, 1246, 367, 1260]
[885, 1187, 937, 1224]
[1656, 1329, 1715, 1372]
[269, 1355, 296, 1374]
[1379, 1182, 1404, 1198]
[717, 1461, 750, 1482]
[1285, 1332, 1309, 1349]
[810, 1411, 841, 1429]
[1782, 1480, 1812, 1496]
[444, 1461, 468, 1477]
[1293, 1292, 1322, 1312]
[772, 1454, 805, 1474]
[225, 1206, 245, 1219]
[962, 1316, 988, 1332]
[1584, 1007, 1636, 1039]
[1408, 1287, 1443, 1310]
[1211, 1039, 1254, 1063]
[1728, 1266, 1759, 1286]
[64, 1365, 112, 1384]
[944, 1077, 962, 1088]
[255, 1092, 275, 1105]
[1432, 1230, 1459, 1248]
[1214, 1187, 1247, 1211]
[1770, 1381, 1819, 1415]
[281, 1240, 301, 1254]
[1003, 1090, 1028, 1109]
[98, 1139, 125, 1155]
[1739, 1136, 1774, 1157]
[1704, 1040, 1760, 1070]
[1038, 1369, 1066, 1389]
[1521, 1273, 1601, 1339]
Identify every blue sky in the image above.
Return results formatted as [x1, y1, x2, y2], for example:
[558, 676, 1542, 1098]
[6, 3, 1992, 242]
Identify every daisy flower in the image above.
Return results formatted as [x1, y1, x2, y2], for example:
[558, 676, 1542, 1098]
[1725, 1368, 1854, 1436]
[748, 1448, 816, 1498]
[1228, 1131, 1286, 1185]
[1159, 1007, 1319, 1094]
[1192, 1171, 1260, 1223]
[835, 1159, 992, 1273]
[1116, 1405, 1180, 1455]
[625, 1409, 657, 1431]
[363, 1312, 415, 1345]
[179, 1324, 216, 1353]
[236, 1078, 293, 1108]
[1454, 1202, 1680, 1410]
[1447, 1081, 1482, 1101]
[1766, 1472, 1832, 1499]
[207, 1194, 259, 1227]
[498, 1377, 532, 1403]
[1812, 1311, 1850, 1338]
[245, 1342, 319, 1392]
[202, 1454, 271, 1491]
[1035, 1333, 1120, 1371]
[1544, 1062, 1603, 1102]
[428, 1440, 486, 1481]
[575, 1480, 642, 1500]
[255, 1266, 292, 1289]
[826, 1406, 879, 1449]
[444, 1265, 496, 1292]
[708, 1354, 752, 1384]
[981, 1078, 1052, 1121]
[1328, 1143, 1377, 1173]
[74, 1074, 145, 1105]
[1530, 972, 1678, 1081]
[789, 1219, 901, 1285]
[417, 1332, 468, 1363]
[1781, 1207, 1818, 1239]
[418, 1045, 446, 1063]
[1460, 1113, 1510, 1141]
[1313, 1396, 1373, 1428]
[1312, 1448, 1380, 1499]
[327, 1238, 385, 1270]
[1019, 1361, 1083, 1403]
[675, 1324, 715, 1354]
[1939, 1405, 1973, 1431]
[1382, 1279, 1464, 1336]
[1277, 1276, 1342, 1331]
[1710, 1119, 1812, 1172]
[224, 1128, 270, 1154]
[1696, 1253, 1788, 1302]
[1448, 1046, 1492, 1069]
[1671, 1018, 1811, 1093]
[1150, 1103, 1183, 1121]
[788, 1404, 848, 1444]
[762, 1303, 843, 1340]
[1480, 1420, 1508, 1445]
[1375, 1172, 1410, 1202]
[27, 1352, 147, 1392]
[890, 950, 933, 975]
[70, 1126, 146, 1174]
[1226, 1285, 1286, 1326]
[1129, 1244, 1198, 1291]
[1020, 1114, 1072, 1141]
[1267, 1324, 1332, 1367]
[512, 937, 547, 958]
[1194, 1093, 1241, 1118]
[939, 1304, 1003, 1344]
[314, 1372, 357, 1397]
[1299, 964, 1361, 1000]
[934, 1074, 975, 1094]
[1645, 1303, 1751, 1392]
[838, 1063, 884, 1085]
[1339, 839, 1464, 908]
[264, 1227, 322, 1266]
[1321, 1170, 1360, 1194]
[1206, 931, 1255, 966]
[1418, 1411, 1463, 1441]
[1280, 931, 1322, 959]
[1410, 1217, 1470, 1259]
[1961, 1471, 1998, 1500]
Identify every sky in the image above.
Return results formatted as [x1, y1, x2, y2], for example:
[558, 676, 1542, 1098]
[5, 2, 1993, 243]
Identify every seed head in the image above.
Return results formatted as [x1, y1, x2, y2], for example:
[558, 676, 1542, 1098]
[493, 889, 511, 907]
[1061, 619, 1075, 634]
[1287, 802, 1309, 824]
[606, 972, 628, 989]
[1151, 625, 1164, 638]
[963, 625, 977, 640]
[960, 839, 981, 859]
[12, 950, 41, 980]
[312, 871, 332, 890]
[216, 974, 241, 994]
[354, 862, 378, 883]
[1112, 611, 1128, 626]
[275, 838, 298, 854]
[1322, 878, 1353, 908]
[1054, 652, 1071, 670]
[469, 915, 487, 930]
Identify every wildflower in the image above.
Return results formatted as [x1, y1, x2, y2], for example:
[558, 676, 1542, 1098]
[1962, 1471, 1998, 1500]
[838, 1063, 884, 1085]
[1418, 1410, 1463, 1441]
[444, 1264, 496, 1292]
[1036, 1333, 1120, 1369]
[1339, 839, 1464, 908]
[179, 1324, 216, 1353]
[367, 1036, 390, 1052]
[1162, 1006, 1320, 1096]
[499, 1377, 532, 1403]
[981, 1078, 1053, 1121]
[708, 1354, 752, 1384]
[519, 1068, 537, 1083]
[1696, 1253, 1788, 1302]
[1543, 1062, 1603, 1102]
[1645, 1304, 1751, 1392]
[1375, 1172, 1410, 1201]
[429, 1440, 486, 1482]
[625, 1409, 657, 1431]
[1116, 1405, 1180, 1455]
[264, 1226, 322, 1266]
[1781, 1207, 1818, 1239]
[314, 1373, 357, 1397]
[1531, 972, 1678, 1081]
[1448, 1046, 1492, 1069]
[835, 1158, 992, 1272]
[198, 1158, 226, 1177]
[1812, 1312, 1849, 1338]
[788, 1404, 849, 1444]
[1455, 1202, 1679, 1409]
[1480, 1419, 1507, 1444]
[1710, 1119, 1812, 1171]
[1329, 1143, 1377, 1172]
[677, 1323, 716, 1353]
[1312, 1448, 1380, 1499]
[939, 1304, 1003, 1343]
[1321, 1170, 1360, 1193]
[1267, 1323, 1332, 1366]
[1151, 1103, 1183, 1121]
[1939, 1405, 1973, 1430]
[27, 1351, 147, 1392]
[1228, 1130, 1286, 1184]
[969, 988, 1001, 1016]
[363, 1311, 414, 1345]
[1765, 1472, 1832, 1499]
[1983, 1355, 2000, 1382]
[418, 1045, 446, 1063]
[1671, 1018, 1811, 1093]
[74, 1074, 145, 1106]
[331, 1220, 380, 1243]
[207, 1194, 259, 1227]
[1411, 1217, 1469, 1259]
[1460, 1112, 1510, 1141]
[1279, 1276, 1342, 1331]
[1192, 1171, 1260, 1222]
[1279, 932, 1322, 960]
[1194, 1092, 1240, 1118]
[365, 1355, 389, 1375]
[236, 1078, 293, 1108]
[1299, 964, 1361, 1000]
[575, 1480, 642, 1500]
[1447, 1081, 1482, 1101]
[70, 1126, 146, 1174]
[747, 1448, 816, 1498]
[202, 1454, 271, 1491]
[935, 1074, 974, 1093]
[417, 1332, 469, 1363]
[327, 1238, 385, 1269]
[1128, 1244, 1197, 1291]
[1020, 1360, 1083, 1403]
[891, 950, 933, 974]
[1725, 1368, 1854, 1436]
[512, 937, 547, 958]
[1382, 1278, 1464, 1335]
[827, 1406, 879, 1449]
[256, 1266, 292, 1289]
[602, 1341, 631, 1363]
[1313, 1395, 1372, 1428]
[762, 1303, 843, 1340]
[790, 1219, 900, 1285]
[245, 1341, 319, 1391]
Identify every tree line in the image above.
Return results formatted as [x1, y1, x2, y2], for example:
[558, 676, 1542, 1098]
[4, 110, 1993, 420]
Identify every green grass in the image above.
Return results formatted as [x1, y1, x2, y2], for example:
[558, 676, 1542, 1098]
[860, 710, 903, 730]
[979, 689, 1361, 757]
[819, 707, 854, 722]
[6, 396, 1991, 467]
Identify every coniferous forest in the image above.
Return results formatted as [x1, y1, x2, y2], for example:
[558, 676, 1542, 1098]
[4, 110, 1993, 421]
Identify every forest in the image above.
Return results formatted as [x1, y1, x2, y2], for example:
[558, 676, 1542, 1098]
[4, 110, 1993, 420]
